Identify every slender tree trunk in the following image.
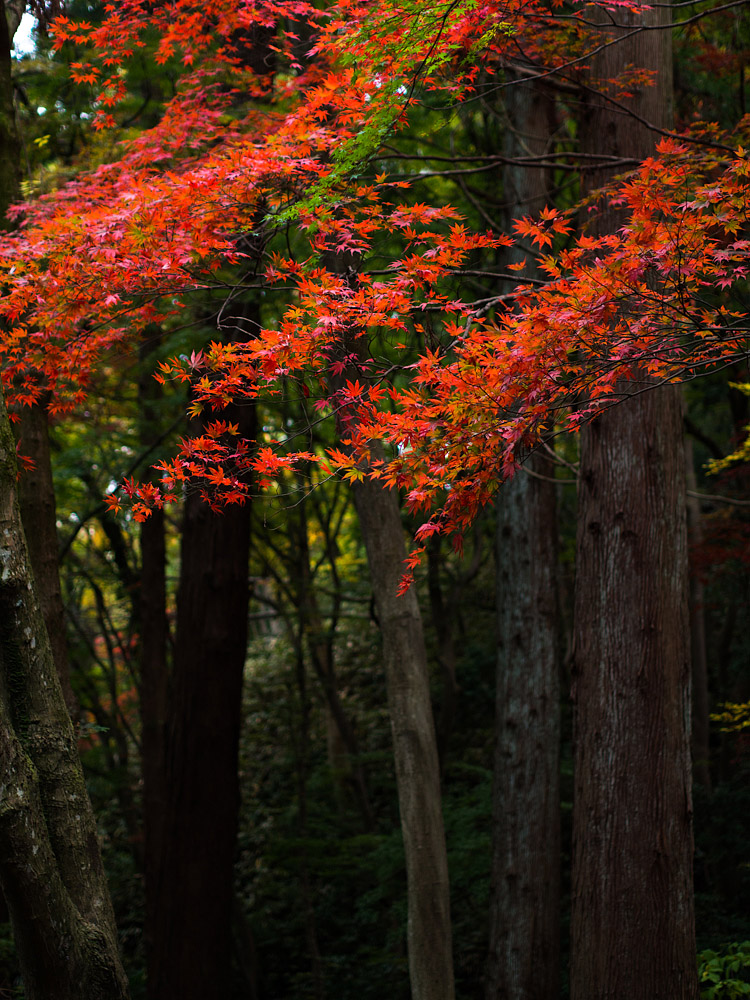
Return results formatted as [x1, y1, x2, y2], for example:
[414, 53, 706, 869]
[487, 72, 560, 1000]
[571, 8, 699, 997]
[14, 401, 76, 716]
[489, 454, 560, 1000]
[137, 342, 171, 982]
[426, 537, 460, 771]
[328, 256, 454, 1000]
[147, 327, 256, 1000]
[351, 461, 454, 1000]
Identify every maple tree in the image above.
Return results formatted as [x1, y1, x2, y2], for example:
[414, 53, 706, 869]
[0, 1, 746, 529]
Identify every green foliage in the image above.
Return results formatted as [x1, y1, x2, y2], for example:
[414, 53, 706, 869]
[699, 943, 750, 998]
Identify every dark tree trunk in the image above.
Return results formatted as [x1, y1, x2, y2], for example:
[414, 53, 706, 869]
[426, 537, 460, 772]
[137, 344, 171, 983]
[0, 4, 19, 224]
[14, 401, 76, 716]
[489, 453, 560, 1000]
[572, 387, 696, 999]
[0, 11, 128, 997]
[146, 348, 256, 1000]
[571, 8, 699, 996]
[487, 72, 561, 1000]
[0, 387, 130, 1000]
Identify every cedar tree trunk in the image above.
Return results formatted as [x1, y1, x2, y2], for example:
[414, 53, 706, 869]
[487, 72, 560, 1000]
[146, 350, 256, 1000]
[490, 458, 560, 1000]
[570, 7, 699, 997]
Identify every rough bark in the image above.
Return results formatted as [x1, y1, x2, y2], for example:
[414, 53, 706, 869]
[489, 455, 560, 1000]
[487, 71, 561, 1000]
[0, 11, 129, 997]
[571, 8, 699, 996]
[147, 341, 256, 1000]
[0, 388, 130, 1000]
[351, 461, 454, 1000]
[14, 401, 76, 716]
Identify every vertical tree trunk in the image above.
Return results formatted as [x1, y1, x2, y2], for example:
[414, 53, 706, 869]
[487, 72, 560, 1000]
[137, 342, 171, 983]
[489, 456, 560, 1000]
[0, 387, 130, 1000]
[571, 8, 699, 997]
[147, 332, 256, 1000]
[14, 402, 76, 716]
[351, 463, 455, 1000]
[0, 10, 129, 997]
[5, 5, 74, 719]
[328, 254, 454, 1000]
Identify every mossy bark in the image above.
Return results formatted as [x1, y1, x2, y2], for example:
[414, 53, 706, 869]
[0, 8, 129, 996]
[0, 388, 130, 1000]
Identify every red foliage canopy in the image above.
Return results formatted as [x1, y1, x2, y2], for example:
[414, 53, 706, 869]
[0, 0, 747, 560]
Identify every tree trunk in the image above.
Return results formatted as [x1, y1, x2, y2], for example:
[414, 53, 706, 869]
[426, 537, 460, 772]
[489, 452, 560, 1000]
[14, 402, 76, 716]
[0, 10, 129, 997]
[327, 253, 454, 1000]
[146, 346, 256, 1000]
[487, 70, 561, 1000]
[138, 343, 171, 981]
[351, 463, 455, 1000]
[0, 387, 130, 1000]
[571, 8, 699, 996]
